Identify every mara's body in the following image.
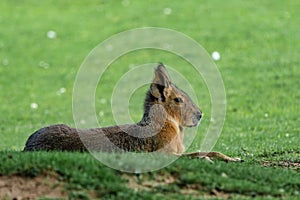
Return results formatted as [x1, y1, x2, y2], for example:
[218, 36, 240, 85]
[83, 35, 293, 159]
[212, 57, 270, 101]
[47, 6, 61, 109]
[24, 64, 241, 162]
[24, 122, 183, 153]
[24, 64, 199, 154]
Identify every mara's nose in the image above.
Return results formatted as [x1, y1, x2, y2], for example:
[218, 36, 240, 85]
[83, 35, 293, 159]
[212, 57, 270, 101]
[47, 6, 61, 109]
[195, 111, 202, 120]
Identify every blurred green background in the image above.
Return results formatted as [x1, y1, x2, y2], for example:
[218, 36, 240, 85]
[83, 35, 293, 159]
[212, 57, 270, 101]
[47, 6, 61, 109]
[1, 0, 299, 153]
[0, 1, 300, 199]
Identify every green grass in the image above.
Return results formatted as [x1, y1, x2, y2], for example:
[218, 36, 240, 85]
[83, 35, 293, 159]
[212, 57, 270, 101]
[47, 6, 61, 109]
[0, 0, 299, 199]
[1, 151, 299, 199]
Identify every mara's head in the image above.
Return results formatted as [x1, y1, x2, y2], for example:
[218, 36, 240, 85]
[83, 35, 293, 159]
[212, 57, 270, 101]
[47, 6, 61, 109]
[144, 63, 202, 127]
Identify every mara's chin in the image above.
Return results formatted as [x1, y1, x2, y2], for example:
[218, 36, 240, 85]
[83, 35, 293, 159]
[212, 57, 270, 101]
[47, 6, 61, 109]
[185, 121, 201, 128]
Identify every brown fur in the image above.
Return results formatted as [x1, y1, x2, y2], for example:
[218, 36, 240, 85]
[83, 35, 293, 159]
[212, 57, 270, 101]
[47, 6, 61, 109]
[24, 64, 242, 162]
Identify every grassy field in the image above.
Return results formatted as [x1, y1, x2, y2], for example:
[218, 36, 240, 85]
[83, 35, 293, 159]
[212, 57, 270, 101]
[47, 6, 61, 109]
[0, 0, 299, 199]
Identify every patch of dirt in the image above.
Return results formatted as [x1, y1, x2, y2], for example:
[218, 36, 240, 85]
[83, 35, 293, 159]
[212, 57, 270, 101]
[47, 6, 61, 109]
[0, 172, 66, 200]
[262, 160, 300, 170]
[122, 173, 177, 192]
[122, 173, 234, 199]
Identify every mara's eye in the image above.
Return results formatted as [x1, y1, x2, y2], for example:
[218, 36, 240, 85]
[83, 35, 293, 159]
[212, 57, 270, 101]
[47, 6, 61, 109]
[174, 97, 183, 103]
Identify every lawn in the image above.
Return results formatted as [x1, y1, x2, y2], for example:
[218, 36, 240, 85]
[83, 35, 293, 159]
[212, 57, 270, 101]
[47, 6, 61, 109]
[0, 0, 299, 199]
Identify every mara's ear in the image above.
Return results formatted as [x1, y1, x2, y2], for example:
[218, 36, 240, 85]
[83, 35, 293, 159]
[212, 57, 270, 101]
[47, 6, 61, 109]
[150, 63, 172, 100]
